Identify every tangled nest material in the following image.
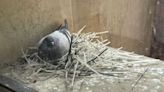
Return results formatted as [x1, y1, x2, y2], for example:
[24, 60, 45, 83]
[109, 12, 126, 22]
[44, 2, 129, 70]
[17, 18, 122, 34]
[11, 26, 158, 89]
[15, 26, 110, 86]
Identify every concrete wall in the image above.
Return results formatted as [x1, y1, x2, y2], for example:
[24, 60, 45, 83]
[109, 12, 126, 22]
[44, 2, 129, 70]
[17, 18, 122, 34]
[0, 0, 73, 63]
[72, 0, 156, 55]
[0, 0, 156, 63]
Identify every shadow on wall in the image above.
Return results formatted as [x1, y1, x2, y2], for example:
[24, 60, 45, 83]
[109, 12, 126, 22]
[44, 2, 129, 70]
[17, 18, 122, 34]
[150, 0, 164, 60]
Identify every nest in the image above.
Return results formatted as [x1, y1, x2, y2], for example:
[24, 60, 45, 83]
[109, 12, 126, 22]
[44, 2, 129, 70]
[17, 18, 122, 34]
[3, 26, 161, 92]
[12, 26, 112, 85]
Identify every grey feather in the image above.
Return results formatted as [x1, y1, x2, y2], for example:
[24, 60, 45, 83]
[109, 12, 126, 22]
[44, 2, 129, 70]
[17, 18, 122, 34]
[38, 20, 71, 65]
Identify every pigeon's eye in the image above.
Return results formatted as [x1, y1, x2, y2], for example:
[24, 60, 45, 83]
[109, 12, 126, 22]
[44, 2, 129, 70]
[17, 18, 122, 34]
[51, 42, 54, 45]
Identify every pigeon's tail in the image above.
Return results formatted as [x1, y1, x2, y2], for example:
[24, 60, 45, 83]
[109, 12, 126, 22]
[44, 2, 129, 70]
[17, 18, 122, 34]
[64, 19, 68, 29]
[55, 19, 68, 30]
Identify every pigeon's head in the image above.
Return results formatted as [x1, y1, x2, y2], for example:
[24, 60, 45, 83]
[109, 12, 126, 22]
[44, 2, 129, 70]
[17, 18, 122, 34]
[38, 37, 56, 60]
[43, 37, 54, 47]
[37, 19, 71, 64]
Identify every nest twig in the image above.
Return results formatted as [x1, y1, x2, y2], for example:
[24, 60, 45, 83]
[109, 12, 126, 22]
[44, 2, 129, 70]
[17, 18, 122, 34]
[129, 67, 149, 92]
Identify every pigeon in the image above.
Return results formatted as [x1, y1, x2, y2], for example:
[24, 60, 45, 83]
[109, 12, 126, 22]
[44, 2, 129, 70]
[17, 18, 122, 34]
[38, 20, 71, 64]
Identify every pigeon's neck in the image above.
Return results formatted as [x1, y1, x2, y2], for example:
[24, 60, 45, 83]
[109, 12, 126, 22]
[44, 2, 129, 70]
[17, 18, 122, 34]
[59, 29, 71, 43]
